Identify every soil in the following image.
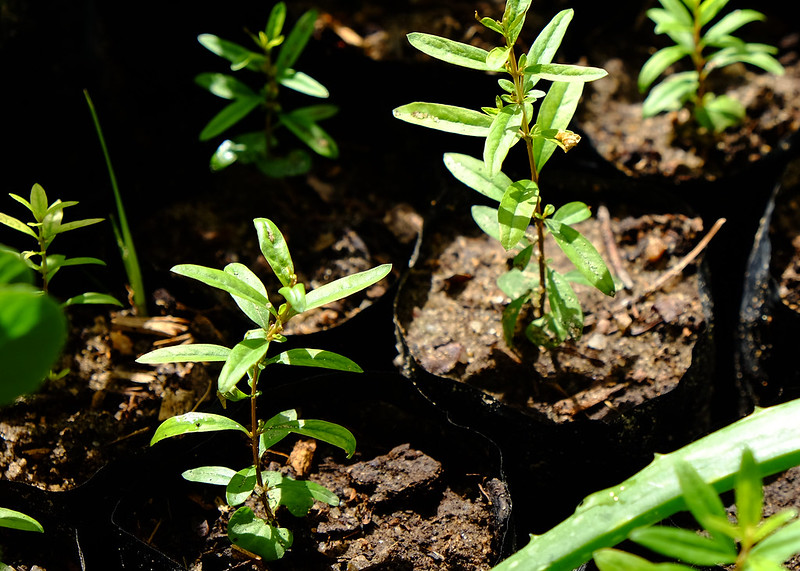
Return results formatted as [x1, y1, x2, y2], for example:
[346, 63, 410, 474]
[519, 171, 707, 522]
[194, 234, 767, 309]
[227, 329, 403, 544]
[118, 442, 507, 571]
[395, 195, 711, 423]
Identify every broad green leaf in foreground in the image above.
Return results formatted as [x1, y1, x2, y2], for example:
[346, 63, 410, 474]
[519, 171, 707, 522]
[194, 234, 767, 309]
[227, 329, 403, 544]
[136, 343, 231, 364]
[264, 348, 362, 372]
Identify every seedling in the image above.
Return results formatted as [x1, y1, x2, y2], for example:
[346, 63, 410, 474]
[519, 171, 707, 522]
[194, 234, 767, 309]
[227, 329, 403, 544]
[393, 0, 615, 348]
[594, 448, 800, 571]
[196, 2, 338, 177]
[84, 89, 147, 316]
[0, 183, 121, 308]
[136, 218, 391, 561]
[639, 0, 784, 133]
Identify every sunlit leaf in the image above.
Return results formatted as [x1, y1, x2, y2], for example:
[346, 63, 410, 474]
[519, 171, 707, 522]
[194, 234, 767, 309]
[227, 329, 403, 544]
[484, 104, 524, 175]
[499, 180, 539, 250]
[0, 508, 44, 533]
[136, 343, 230, 364]
[217, 338, 270, 397]
[150, 412, 249, 446]
[630, 526, 738, 565]
[407, 32, 492, 70]
[393, 103, 492, 136]
[264, 348, 362, 372]
[172, 263, 271, 308]
[545, 219, 615, 296]
[444, 153, 511, 202]
[224, 263, 273, 329]
[182, 465, 237, 486]
[304, 264, 391, 311]
[533, 81, 583, 173]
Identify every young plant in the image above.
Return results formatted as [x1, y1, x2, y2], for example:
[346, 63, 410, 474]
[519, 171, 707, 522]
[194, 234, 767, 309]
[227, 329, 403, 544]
[393, 1, 615, 348]
[84, 89, 147, 316]
[196, 2, 338, 177]
[136, 218, 391, 561]
[0, 183, 121, 308]
[490, 397, 800, 571]
[639, 0, 785, 133]
[594, 448, 800, 571]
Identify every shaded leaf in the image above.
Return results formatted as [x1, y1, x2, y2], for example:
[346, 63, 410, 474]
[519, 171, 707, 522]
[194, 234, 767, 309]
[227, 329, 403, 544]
[199, 96, 262, 141]
[228, 506, 293, 561]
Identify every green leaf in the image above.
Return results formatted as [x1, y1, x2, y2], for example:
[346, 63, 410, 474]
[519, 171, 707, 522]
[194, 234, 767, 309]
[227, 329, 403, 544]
[228, 506, 293, 561]
[704, 9, 764, 43]
[406, 32, 492, 70]
[270, 475, 340, 517]
[0, 212, 37, 239]
[392, 103, 492, 137]
[750, 518, 800, 564]
[226, 465, 258, 506]
[525, 9, 573, 89]
[304, 264, 392, 311]
[471, 205, 502, 241]
[502, 294, 529, 346]
[150, 412, 249, 446]
[642, 72, 698, 117]
[264, 348, 362, 372]
[444, 152, 512, 202]
[61, 292, 122, 307]
[195, 72, 257, 100]
[0, 249, 32, 285]
[55, 217, 104, 234]
[197, 33, 264, 71]
[275, 8, 318, 73]
[181, 465, 237, 486]
[735, 448, 763, 532]
[224, 263, 273, 329]
[279, 112, 339, 158]
[493, 400, 800, 571]
[172, 263, 271, 308]
[594, 548, 694, 571]
[136, 343, 230, 364]
[546, 267, 583, 342]
[199, 96, 262, 141]
[754, 509, 798, 544]
[553, 202, 592, 225]
[533, 81, 584, 174]
[484, 104, 524, 175]
[0, 507, 44, 533]
[254, 218, 294, 288]
[696, 93, 744, 132]
[261, 414, 356, 458]
[699, 0, 730, 24]
[265, 2, 286, 41]
[260, 409, 297, 454]
[29, 183, 48, 222]
[545, 218, 615, 296]
[278, 283, 307, 314]
[706, 47, 784, 76]
[630, 526, 737, 565]
[675, 461, 733, 536]
[499, 180, 539, 251]
[217, 338, 270, 398]
[0, 286, 66, 406]
[278, 69, 330, 98]
[639, 45, 691, 92]
[525, 63, 607, 83]
[485, 46, 511, 70]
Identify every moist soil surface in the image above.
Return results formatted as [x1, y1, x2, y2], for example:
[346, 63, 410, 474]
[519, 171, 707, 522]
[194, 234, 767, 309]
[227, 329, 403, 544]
[396, 198, 711, 423]
[118, 442, 507, 571]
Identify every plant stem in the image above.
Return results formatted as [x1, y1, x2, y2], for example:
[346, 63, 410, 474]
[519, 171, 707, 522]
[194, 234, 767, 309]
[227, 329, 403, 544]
[510, 50, 547, 320]
[249, 366, 276, 524]
[690, 4, 708, 109]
